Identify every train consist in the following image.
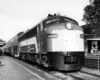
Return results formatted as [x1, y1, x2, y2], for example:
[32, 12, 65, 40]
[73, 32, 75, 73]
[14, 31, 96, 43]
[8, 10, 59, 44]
[2, 14, 85, 71]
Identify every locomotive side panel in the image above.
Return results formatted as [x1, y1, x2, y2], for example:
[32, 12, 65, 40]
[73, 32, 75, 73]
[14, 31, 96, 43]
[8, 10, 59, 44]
[18, 39, 28, 53]
[27, 37, 38, 53]
[18, 36, 38, 53]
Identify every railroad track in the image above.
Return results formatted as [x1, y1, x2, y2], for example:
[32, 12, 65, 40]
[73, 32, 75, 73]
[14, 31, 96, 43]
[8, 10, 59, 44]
[49, 71, 83, 80]
[67, 72, 100, 80]
[49, 69, 100, 80]
[80, 70, 100, 78]
[28, 63, 100, 80]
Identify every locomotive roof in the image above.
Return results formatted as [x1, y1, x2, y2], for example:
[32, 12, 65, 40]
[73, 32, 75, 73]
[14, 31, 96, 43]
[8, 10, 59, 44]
[18, 14, 79, 41]
[43, 14, 78, 25]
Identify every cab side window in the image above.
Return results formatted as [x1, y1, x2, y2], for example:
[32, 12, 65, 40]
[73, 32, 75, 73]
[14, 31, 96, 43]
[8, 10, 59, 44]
[37, 23, 43, 33]
[40, 23, 43, 31]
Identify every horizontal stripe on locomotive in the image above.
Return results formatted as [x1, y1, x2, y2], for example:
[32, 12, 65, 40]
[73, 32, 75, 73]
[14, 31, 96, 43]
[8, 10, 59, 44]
[19, 46, 28, 53]
[19, 44, 36, 53]
[47, 52, 85, 56]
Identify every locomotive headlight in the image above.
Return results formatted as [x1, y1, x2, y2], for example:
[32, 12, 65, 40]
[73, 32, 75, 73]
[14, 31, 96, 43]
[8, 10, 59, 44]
[65, 23, 73, 30]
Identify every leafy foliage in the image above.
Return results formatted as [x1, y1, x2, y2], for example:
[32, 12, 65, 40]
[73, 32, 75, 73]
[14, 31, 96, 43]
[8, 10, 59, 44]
[81, 24, 94, 34]
[83, 0, 100, 35]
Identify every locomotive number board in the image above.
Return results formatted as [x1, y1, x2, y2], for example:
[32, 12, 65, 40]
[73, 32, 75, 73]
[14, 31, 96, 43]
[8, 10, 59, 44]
[64, 56, 78, 64]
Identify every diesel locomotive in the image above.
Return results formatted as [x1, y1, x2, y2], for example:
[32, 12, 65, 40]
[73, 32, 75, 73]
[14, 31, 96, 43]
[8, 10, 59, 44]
[3, 14, 85, 71]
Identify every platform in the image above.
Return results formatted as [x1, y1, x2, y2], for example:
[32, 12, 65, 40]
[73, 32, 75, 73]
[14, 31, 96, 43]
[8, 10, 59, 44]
[85, 54, 100, 70]
[0, 55, 58, 80]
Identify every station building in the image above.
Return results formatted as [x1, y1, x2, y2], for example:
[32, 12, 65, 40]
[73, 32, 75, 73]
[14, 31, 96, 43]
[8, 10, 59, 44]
[0, 39, 6, 55]
[85, 34, 100, 55]
[0, 39, 6, 48]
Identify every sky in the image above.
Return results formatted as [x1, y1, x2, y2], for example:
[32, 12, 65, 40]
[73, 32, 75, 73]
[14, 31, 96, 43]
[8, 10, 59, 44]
[0, 0, 90, 42]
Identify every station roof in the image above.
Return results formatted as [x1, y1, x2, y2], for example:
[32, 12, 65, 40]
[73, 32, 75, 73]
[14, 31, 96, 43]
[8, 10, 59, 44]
[0, 39, 6, 47]
[85, 34, 100, 40]
[87, 38, 100, 40]
[0, 39, 6, 43]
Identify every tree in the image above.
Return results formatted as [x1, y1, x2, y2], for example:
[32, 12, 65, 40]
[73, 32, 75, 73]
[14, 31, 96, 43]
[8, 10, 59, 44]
[83, 0, 100, 35]
[81, 24, 93, 34]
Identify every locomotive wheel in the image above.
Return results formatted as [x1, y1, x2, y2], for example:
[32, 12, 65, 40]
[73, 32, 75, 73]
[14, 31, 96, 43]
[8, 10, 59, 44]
[22, 54, 26, 61]
[35, 55, 41, 65]
[42, 55, 49, 68]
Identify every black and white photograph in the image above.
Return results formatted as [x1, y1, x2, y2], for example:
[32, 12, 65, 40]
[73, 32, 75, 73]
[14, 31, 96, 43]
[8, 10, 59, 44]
[1, 0, 100, 80]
